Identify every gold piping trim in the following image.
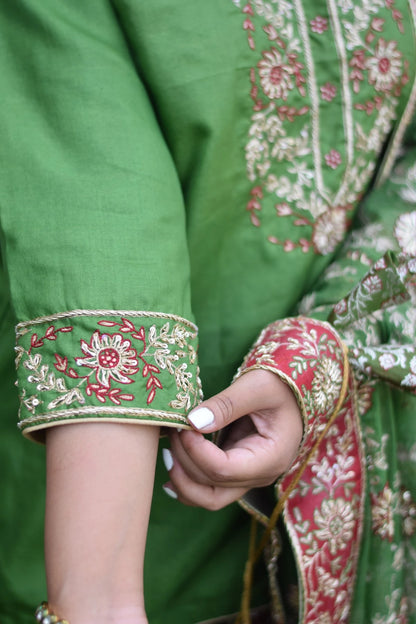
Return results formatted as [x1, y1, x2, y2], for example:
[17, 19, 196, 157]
[293, 0, 329, 203]
[16, 309, 198, 334]
[22, 416, 191, 440]
[19, 406, 192, 428]
[238, 497, 271, 528]
[328, 0, 355, 206]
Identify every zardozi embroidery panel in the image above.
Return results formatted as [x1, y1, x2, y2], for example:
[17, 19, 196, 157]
[16, 310, 201, 438]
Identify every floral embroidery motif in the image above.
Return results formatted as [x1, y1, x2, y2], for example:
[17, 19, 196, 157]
[314, 497, 355, 554]
[258, 48, 296, 100]
[16, 311, 201, 432]
[279, 389, 364, 624]
[76, 332, 139, 388]
[236, 316, 363, 624]
[310, 15, 328, 33]
[394, 211, 416, 255]
[276, 153, 416, 624]
[327, 251, 416, 391]
[310, 356, 343, 411]
[361, 412, 416, 622]
[366, 39, 403, 92]
[236, 316, 347, 462]
[236, 0, 415, 254]
[402, 355, 416, 387]
[324, 149, 342, 169]
[320, 82, 337, 101]
[371, 484, 396, 540]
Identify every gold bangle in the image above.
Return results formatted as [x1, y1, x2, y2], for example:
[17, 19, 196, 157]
[35, 602, 69, 624]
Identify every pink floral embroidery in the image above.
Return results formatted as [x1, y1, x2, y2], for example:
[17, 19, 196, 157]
[258, 48, 295, 100]
[237, 0, 412, 258]
[354, 95, 383, 115]
[350, 36, 404, 97]
[310, 16, 329, 34]
[385, 0, 405, 32]
[370, 17, 385, 32]
[242, 3, 255, 49]
[320, 82, 337, 101]
[246, 185, 263, 227]
[325, 150, 342, 169]
[366, 38, 402, 92]
[349, 49, 366, 94]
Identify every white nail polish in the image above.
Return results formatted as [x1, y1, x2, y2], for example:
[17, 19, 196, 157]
[162, 485, 178, 500]
[162, 448, 174, 472]
[188, 407, 214, 430]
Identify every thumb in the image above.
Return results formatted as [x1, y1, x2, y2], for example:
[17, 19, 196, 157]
[187, 370, 279, 433]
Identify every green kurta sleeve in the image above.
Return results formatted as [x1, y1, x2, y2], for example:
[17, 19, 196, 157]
[0, 2, 201, 440]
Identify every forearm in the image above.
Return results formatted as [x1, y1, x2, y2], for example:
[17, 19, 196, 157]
[45, 423, 159, 624]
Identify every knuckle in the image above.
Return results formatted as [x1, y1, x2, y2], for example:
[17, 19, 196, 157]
[205, 464, 230, 483]
[213, 393, 234, 424]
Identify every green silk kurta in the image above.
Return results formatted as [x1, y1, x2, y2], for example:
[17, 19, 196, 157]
[1, 1, 416, 623]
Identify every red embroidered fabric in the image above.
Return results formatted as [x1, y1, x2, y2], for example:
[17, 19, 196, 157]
[236, 317, 365, 624]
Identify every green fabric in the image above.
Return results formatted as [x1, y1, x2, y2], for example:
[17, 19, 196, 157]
[1, 1, 416, 623]
[15, 312, 200, 438]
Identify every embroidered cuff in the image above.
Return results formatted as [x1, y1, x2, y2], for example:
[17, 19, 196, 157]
[234, 316, 349, 470]
[15, 310, 202, 441]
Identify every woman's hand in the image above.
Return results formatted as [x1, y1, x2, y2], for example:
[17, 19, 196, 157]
[163, 369, 303, 510]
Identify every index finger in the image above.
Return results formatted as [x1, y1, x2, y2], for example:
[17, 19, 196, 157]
[173, 428, 280, 487]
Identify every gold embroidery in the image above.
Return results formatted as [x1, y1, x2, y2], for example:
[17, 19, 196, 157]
[16, 308, 198, 334]
[16, 310, 201, 436]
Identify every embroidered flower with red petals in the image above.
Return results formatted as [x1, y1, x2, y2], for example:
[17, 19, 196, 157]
[310, 16, 329, 34]
[366, 38, 402, 92]
[325, 149, 342, 169]
[258, 48, 294, 100]
[320, 82, 337, 102]
[75, 331, 139, 387]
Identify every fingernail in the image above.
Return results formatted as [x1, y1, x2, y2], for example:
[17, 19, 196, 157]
[188, 407, 214, 430]
[162, 448, 174, 471]
[162, 484, 178, 500]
